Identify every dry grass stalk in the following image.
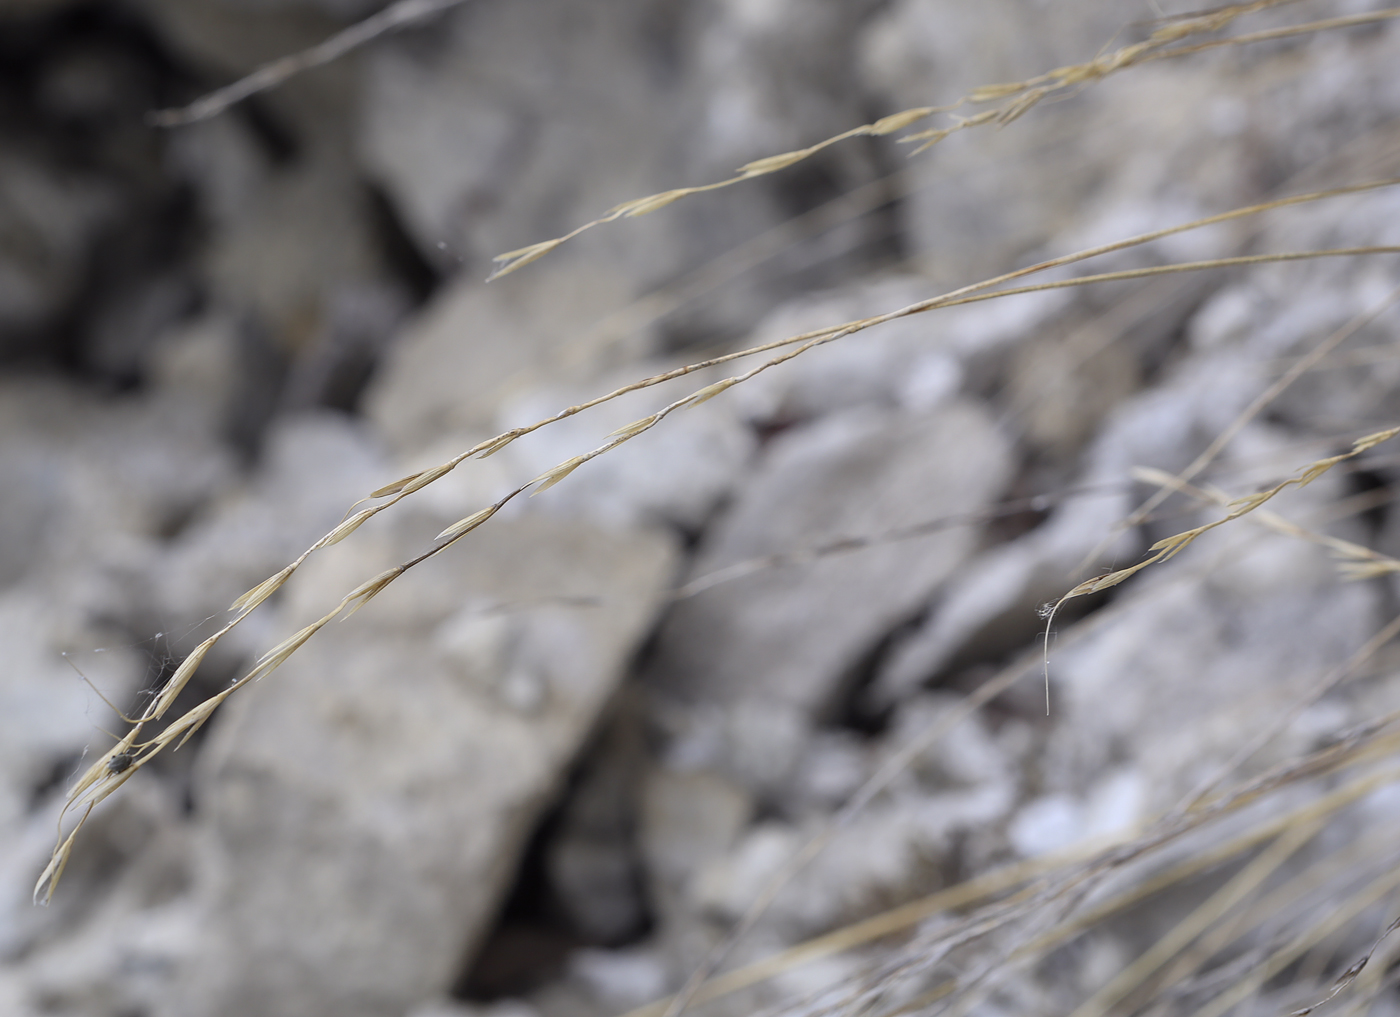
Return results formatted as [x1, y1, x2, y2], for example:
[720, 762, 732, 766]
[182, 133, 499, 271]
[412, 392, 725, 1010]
[466, 175, 1400, 470]
[1148, 826, 1400, 1010]
[1131, 466, 1400, 581]
[1042, 426, 1400, 633]
[486, 0, 1395, 279]
[950, 815, 1400, 1017]
[672, 485, 1120, 600]
[146, 0, 471, 127]
[791, 728, 1400, 1017]
[693, 476, 1400, 1017]
[1194, 868, 1400, 1017]
[652, 523, 1376, 1017]
[1078, 284, 1400, 574]
[1069, 817, 1328, 1017]
[1295, 913, 1400, 1016]
[620, 768, 1400, 1017]
[35, 178, 1400, 901]
[671, 431, 1392, 602]
[1006, 813, 1400, 1017]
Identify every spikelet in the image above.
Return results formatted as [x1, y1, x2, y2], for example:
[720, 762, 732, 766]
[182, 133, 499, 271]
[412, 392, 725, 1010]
[487, 238, 566, 281]
[369, 471, 422, 498]
[902, 128, 953, 156]
[437, 506, 497, 542]
[1355, 426, 1400, 452]
[1060, 426, 1400, 609]
[401, 462, 455, 495]
[1228, 490, 1276, 513]
[154, 689, 234, 752]
[619, 189, 690, 217]
[34, 806, 92, 904]
[608, 414, 659, 439]
[1053, 60, 1109, 88]
[1064, 560, 1152, 599]
[1339, 560, 1400, 581]
[530, 456, 587, 495]
[683, 377, 740, 408]
[970, 81, 1032, 102]
[65, 725, 142, 806]
[476, 430, 524, 458]
[252, 617, 332, 678]
[84, 764, 139, 808]
[868, 107, 938, 135]
[343, 566, 404, 616]
[150, 636, 216, 720]
[312, 508, 376, 550]
[1149, 528, 1205, 562]
[998, 87, 1049, 125]
[230, 565, 294, 614]
[739, 148, 822, 177]
[956, 109, 1001, 128]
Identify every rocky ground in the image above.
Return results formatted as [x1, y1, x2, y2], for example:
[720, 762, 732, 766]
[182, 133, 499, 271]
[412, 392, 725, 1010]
[3, 2, 1400, 1017]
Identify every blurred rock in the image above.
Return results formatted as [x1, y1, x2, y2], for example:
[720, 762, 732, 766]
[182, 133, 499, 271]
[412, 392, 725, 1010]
[145, 312, 245, 427]
[640, 765, 753, 941]
[137, 412, 386, 643]
[365, 260, 633, 452]
[141, 0, 417, 428]
[0, 376, 239, 840]
[0, 590, 140, 834]
[688, 696, 1017, 939]
[409, 999, 540, 1017]
[7, 784, 193, 1017]
[0, 153, 116, 353]
[856, 0, 1400, 288]
[359, 0, 689, 278]
[873, 219, 1400, 704]
[135, 0, 340, 76]
[1045, 509, 1380, 814]
[726, 276, 959, 424]
[202, 154, 383, 335]
[279, 280, 412, 414]
[728, 274, 1069, 426]
[359, 0, 893, 342]
[545, 703, 651, 945]
[0, 3, 208, 380]
[855, 0, 1127, 281]
[495, 362, 758, 533]
[569, 945, 669, 1008]
[648, 400, 1012, 789]
[165, 514, 676, 1017]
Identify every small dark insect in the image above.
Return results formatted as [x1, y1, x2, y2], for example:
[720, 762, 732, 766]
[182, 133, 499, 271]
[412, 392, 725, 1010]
[106, 752, 135, 775]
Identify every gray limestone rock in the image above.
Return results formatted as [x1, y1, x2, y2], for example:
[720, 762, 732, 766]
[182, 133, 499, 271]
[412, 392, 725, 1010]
[164, 514, 676, 1017]
[493, 363, 758, 533]
[364, 260, 634, 453]
[357, 0, 690, 279]
[648, 400, 1012, 787]
[144, 412, 389, 642]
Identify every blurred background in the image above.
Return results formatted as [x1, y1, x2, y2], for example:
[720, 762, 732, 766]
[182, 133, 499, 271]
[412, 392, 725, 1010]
[3, 1, 1400, 1016]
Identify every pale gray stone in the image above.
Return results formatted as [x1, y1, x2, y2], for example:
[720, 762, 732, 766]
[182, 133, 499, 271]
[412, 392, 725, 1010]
[164, 515, 676, 1017]
[493, 363, 758, 533]
[648, 400, 1013, 788]
[364, 261, 634, 452]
